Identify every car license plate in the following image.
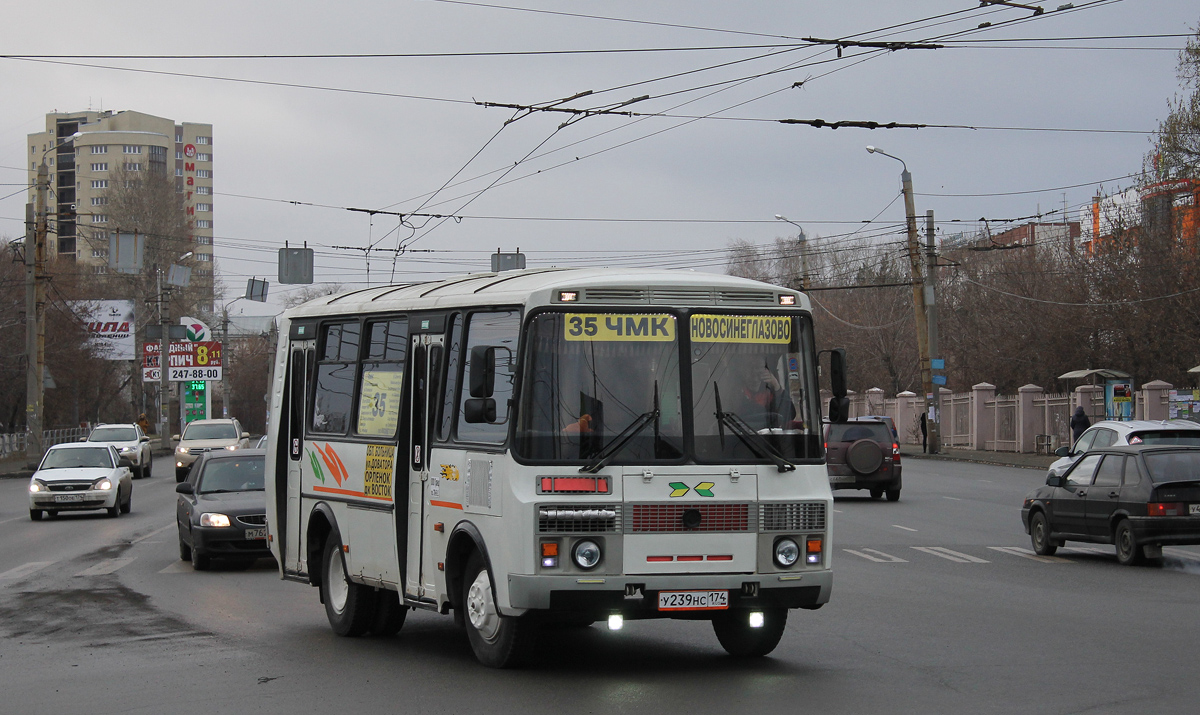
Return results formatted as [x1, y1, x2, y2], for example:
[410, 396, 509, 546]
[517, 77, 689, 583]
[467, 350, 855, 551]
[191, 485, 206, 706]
[829, 475, 855, 483]
[244, 528, 267, 540]
[1190, 504, 1200, 516]
[54, 494, 84, 503]
[658, 590, 729, 611]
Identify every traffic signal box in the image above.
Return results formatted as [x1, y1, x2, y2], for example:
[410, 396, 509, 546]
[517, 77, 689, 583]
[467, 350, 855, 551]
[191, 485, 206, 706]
[184, 381, 208, 424]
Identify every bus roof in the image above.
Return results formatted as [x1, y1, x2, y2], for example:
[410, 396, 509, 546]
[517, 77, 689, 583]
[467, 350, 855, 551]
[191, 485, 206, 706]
[282, 268, 808, 319]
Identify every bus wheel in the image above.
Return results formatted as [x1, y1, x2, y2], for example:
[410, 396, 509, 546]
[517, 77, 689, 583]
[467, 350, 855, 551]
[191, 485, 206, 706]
[371, 590, 408, 637]
[320, 532, 376, 636]
[463, 552, 531, 668]
[712, 608, 788, 657]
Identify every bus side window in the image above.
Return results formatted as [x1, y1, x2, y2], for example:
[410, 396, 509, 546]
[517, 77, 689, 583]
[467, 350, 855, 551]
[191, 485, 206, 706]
[455, 310, 518, 444]
[311, 321, 361, 435]
[356, 318, 407, 438]
[437, 314, 463, 442]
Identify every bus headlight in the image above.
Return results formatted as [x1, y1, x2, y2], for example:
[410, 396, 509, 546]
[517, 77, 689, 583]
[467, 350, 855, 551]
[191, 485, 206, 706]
[774, 538, 800, 568]
[572, 540, 602, 570]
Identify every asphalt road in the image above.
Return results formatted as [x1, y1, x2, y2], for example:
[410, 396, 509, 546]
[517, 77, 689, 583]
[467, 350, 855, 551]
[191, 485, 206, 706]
[1, 455, 1198, 714]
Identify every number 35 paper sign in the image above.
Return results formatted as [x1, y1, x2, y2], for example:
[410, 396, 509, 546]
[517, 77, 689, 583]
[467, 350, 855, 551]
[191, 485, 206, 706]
[356, 369, 404, 437]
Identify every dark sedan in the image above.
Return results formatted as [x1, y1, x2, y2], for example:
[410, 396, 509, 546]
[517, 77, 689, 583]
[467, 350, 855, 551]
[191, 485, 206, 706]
[176, 449, 271, 570]
[1021, 444, 1200, 565]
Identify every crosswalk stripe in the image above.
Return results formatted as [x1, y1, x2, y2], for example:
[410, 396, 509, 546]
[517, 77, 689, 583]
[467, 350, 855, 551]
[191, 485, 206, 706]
[844, 548, 908, 563]
[988, 546, 1071, 563]
[892, 525, 918, 532]
[1062, 545, 1111, 556]
[912, 547, 989, 563]
[158, 561, 192, 574]
[0, 561, 55, 581]
[74, 557, 136, 577]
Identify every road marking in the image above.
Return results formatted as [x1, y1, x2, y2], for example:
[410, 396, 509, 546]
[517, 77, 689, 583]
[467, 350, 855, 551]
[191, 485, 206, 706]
[74, 557, 137, 577]
[892, 524, 918, 532]
[912, 547, 989, 563]
[158, 561, 193, 574]
[1163, 547, 1200, 562]
[130, 523, 175, 545]
[0, 561, 55, 581]
[844, 548, 908, 563]
[942, 496, 962, 501]
[1062, 546, 1110, 556]
[988, 546, 1071, 563]
[0, 514, 35, 526]
[832, 509, 844, 514]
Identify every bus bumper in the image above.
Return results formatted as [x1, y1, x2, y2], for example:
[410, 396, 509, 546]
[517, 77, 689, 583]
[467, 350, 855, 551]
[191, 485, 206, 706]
[506, 569, 831, 616]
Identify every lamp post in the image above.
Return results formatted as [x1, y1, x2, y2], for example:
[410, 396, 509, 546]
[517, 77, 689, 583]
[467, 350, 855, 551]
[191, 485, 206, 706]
[774, 214, 811, 290]
[157, 251, 192, 451]
[866, 145, 939, 454]
[26, 132, 81, 462]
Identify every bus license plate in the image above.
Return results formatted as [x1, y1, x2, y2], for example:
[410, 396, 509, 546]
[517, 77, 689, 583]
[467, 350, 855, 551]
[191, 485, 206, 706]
[244, 528, 267, 540]
[1190, 504, 1200, 515]
[54, 494, 84, 503]
[658, 590, 729, 611]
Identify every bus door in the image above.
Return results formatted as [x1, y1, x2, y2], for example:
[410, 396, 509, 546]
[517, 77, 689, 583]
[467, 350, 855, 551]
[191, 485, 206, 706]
[405, 330, 445, 599]
[281, 336, 314, 576]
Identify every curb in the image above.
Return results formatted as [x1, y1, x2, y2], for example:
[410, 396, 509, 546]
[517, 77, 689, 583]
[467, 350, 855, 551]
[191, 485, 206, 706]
[900, 450, 1052, 471]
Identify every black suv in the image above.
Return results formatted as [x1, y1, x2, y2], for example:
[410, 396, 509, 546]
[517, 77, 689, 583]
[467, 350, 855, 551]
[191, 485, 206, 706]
[825, 420, 902, 501]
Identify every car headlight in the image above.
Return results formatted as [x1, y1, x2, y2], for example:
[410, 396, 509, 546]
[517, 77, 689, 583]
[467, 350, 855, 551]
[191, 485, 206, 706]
[572, 540, 602, 570]
[119, 446, 135, 453]
[200, 513, 231, 528]
[29, 480, 46, 493]
[225, 445, 238, 451]
[774, 537, 800, 568]
[93, 478, 113, 491]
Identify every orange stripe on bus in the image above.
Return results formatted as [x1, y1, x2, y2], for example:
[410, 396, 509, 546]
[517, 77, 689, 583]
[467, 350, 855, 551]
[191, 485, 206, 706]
[312, 485, 391, 502]
[429, 500, 464, 510]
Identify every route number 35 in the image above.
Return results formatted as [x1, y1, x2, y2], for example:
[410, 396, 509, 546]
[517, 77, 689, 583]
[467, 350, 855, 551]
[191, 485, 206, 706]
[567, 316, 598, 337]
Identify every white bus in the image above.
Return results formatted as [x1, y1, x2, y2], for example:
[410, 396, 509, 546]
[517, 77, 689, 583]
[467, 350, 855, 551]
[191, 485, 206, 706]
[265, 268, 846, 667]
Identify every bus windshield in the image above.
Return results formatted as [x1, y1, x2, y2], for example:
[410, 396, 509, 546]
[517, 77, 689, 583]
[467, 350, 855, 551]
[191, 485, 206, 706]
[516, 311, 822, 465]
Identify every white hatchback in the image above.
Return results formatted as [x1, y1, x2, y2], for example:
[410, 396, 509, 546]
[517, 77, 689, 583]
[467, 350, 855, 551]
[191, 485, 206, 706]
[29, 442, 134, 520]
[1048, 419, 1200, 476]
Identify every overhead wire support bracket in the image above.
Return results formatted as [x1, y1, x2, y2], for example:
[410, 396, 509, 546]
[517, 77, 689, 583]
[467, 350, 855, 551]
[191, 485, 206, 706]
[978, 0, 1044, 15]
[800, 37, 943, 57]
[778, 118, 926, 130]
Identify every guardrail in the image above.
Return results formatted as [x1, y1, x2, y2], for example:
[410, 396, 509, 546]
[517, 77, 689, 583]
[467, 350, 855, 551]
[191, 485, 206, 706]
[0, 428, 91, 459]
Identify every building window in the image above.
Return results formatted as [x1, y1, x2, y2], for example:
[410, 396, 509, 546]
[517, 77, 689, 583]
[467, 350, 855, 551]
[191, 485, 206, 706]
[196, 169, 211, 178]
[149, 146, 166, 157]
[196, 153, 211, 162]
[195, 220, 213, 229]
[91, 163, 108, 172]
[91, 145, 108, 154]
[93, 266, 109, 274]
[175, 168, 183, 176]
[195, 186, 211, 195]
[195, 235, 213, 244]
[196, 253, 213, 262]
[195, 203, 212, 212]
[91, 197, 108, 206]
[91, 214, 108, 223]
[92, 250, 107, 259]
[175, 151, 183, 159]
[195, 136, 211, 145]
[123, 145, 141, 154]
[124, 163, 142, 171]
[91, 180, 108, 189]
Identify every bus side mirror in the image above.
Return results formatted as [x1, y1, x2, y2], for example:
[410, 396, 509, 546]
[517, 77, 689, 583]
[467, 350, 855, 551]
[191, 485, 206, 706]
[829, 348, 847, 399]
[464, 398, 497, 423]
[469, 346, 496, 398]
[828, 397, 850, 424]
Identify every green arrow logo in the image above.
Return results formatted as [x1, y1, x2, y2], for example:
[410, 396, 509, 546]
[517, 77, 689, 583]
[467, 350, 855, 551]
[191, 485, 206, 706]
[668, 482, 689, 497]
[694, 482, 715, 497]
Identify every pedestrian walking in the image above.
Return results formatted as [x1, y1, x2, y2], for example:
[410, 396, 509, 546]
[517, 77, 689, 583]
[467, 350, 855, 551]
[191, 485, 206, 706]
[920, 411, 928, 453]
[1070, 406, 1091, 442]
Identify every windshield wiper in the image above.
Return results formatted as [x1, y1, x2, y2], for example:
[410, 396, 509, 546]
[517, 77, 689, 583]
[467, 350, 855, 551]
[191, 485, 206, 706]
[580, 382, 661, 474]
[713, 383, 795, 473]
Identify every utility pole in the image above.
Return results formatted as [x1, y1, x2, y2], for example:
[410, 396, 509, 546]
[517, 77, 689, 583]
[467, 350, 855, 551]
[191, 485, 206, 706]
[867, 146, 933, 451]
[158, 270, 172, 452]
[25, 162, 48, 462]
[925, 210, 941, 454]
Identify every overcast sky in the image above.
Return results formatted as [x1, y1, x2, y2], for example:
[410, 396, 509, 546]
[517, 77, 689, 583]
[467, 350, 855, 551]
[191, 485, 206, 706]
[2, 0, 1197, 316]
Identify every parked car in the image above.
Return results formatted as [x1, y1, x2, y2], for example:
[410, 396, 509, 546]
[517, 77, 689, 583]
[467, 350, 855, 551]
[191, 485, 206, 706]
[1022, 444, 1200, 565]
[825, 419, 902, 501]
[175, 449, 271, 570]
[174, 418, 251, 481]
[1048, 420, 1200, 477]
[28, 442, 134, 520]
[86, 423, 153, 479]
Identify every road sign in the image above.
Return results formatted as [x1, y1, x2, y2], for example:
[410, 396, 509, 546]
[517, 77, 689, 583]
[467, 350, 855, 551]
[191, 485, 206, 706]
[142, 341, 222, 382]
[932, 375, 947, 386]
[930, 358, 945, 370]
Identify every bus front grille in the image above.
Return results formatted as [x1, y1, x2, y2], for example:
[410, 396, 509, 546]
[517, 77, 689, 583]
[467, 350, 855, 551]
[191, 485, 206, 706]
[760, 502, 826, 532]
[627, 503, 751, 533]
[538, 505, 621, 533]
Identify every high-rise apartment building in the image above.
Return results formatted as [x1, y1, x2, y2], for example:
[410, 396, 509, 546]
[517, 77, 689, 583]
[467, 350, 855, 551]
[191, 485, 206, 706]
[27, 109, 214, 301]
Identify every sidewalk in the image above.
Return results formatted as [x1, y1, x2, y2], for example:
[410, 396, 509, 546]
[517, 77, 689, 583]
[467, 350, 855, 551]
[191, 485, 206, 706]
[900, 445, 1056, 471]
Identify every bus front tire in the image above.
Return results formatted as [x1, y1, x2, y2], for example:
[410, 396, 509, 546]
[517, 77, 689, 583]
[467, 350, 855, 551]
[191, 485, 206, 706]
[712, 608, 788, 657]
[321, 532, 376, 636]
[462, 552, 531, 668]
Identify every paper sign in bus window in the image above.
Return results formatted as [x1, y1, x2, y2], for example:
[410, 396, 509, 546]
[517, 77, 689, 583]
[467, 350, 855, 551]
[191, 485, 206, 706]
[357, 369, 404, 437]
[564, 314, 675, 341]
[690, 315, 792, 344]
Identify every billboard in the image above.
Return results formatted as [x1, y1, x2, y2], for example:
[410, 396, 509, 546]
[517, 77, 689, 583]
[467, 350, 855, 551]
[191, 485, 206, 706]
[143, 341, 223, 382]
[72, 300, 136, 360]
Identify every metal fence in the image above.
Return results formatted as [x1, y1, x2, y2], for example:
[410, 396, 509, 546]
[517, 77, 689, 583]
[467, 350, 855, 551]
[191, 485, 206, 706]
[0, 428, 90, 459]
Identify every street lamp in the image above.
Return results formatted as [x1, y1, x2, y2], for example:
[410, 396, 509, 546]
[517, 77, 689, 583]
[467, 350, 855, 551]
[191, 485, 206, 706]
[865, 145, 940, 454]
[775, 214, 811, 290]
[156, 251, 194, 451]
[25, 131, 83, 462]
